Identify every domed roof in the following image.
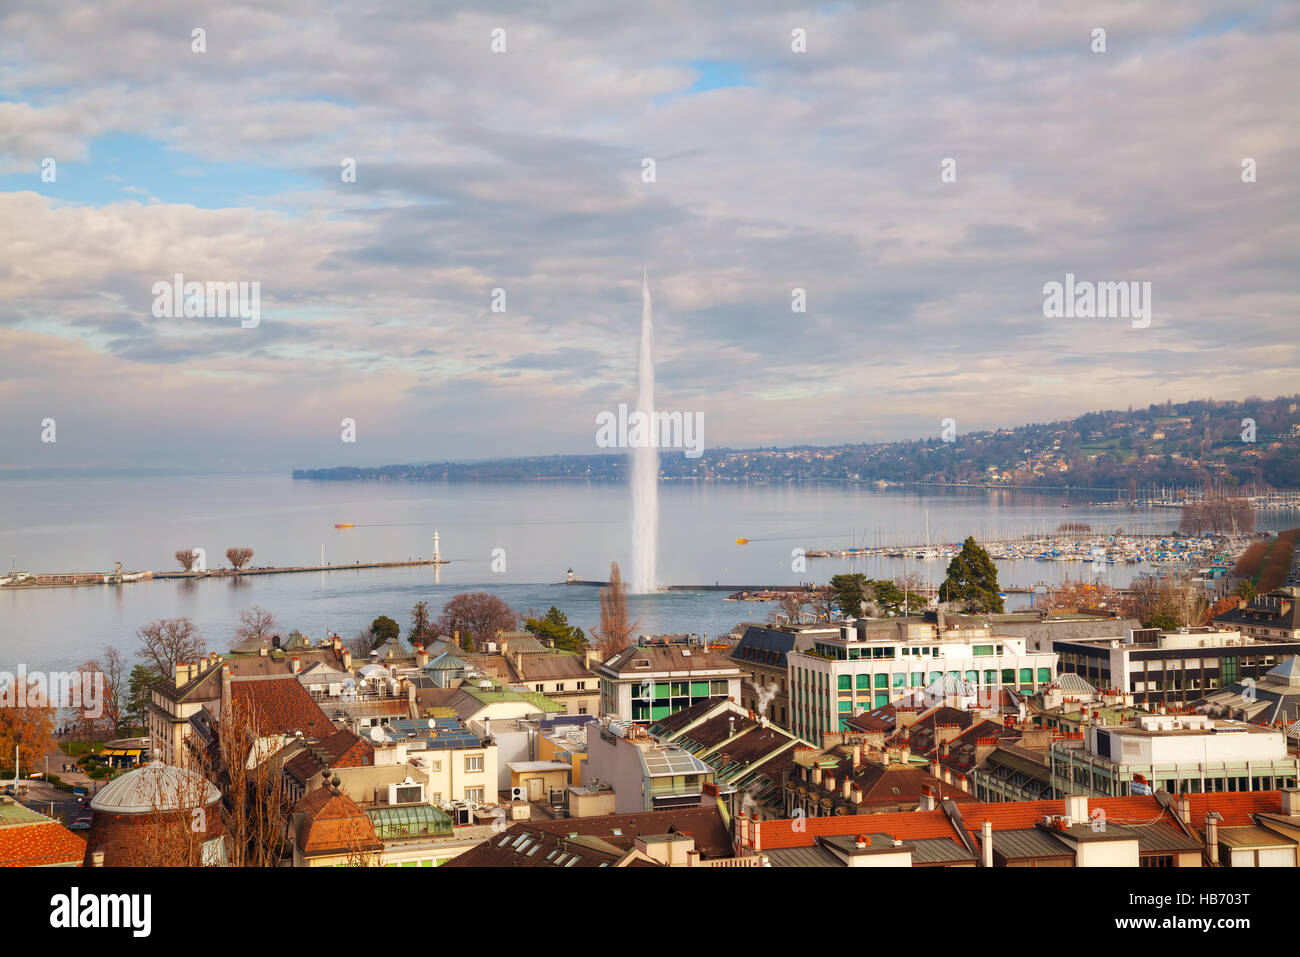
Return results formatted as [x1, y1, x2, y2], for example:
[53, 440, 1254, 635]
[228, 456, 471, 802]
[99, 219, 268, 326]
[90, 761, 221, 814]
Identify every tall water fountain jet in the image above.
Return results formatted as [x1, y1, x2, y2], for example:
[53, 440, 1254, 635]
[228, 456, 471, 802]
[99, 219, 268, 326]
[631, 269, 658, 594]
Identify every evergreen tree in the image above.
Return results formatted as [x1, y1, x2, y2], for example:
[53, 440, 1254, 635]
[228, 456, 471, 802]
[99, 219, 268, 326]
[940, 537, 1004, 613]
[524, 606, 588, 654]
[828, 573, 871, 618]
[125, 665, 159, 732]
[370, 615, 401, 646]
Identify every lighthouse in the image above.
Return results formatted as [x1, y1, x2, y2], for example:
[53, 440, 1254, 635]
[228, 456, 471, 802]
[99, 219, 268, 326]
[433, 530, 441, 563]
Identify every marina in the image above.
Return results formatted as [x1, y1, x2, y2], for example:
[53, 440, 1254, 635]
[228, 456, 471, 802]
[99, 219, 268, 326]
[801, 532, 1246, 571]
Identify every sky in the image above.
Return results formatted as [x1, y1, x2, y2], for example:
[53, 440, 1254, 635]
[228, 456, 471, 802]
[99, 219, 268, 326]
[0, 0, 1297, 472]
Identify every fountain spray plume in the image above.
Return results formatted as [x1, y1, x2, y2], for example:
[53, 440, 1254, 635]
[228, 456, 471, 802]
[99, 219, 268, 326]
[631, 269, 658, 594]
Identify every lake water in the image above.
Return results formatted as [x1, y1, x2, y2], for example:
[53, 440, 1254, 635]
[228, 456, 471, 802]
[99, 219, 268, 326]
[2, 476, 1293, 671]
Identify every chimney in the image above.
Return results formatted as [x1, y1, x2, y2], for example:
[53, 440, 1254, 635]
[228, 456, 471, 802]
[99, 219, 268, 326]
[852, 744, 862, 768]
[174, 661, 190, 685]
[850, 783, 863, 805]
[259, 643, 268, 657]
[1205, 813, 1221, 865]
[842, 777, 853, 800]
[855, 834, 869, 849]
[1281, 787, 1300, 817]
[981, 820, 993, 868]
[221, 664, 232, 706]
[92, 850, 105, 867]
[415, 644, 428, 669]
[824, 773, 835, 794]
[1180, 794, 1192, 826]
[811, 766, 822, 786]
[1064, 794, 1088, 827]
[939, 739, 950, 758]
[290, 656, 300, 675]
[342, 649, 352, 670]
[919, 784, 936, 812]
[728, 717, 736, 738]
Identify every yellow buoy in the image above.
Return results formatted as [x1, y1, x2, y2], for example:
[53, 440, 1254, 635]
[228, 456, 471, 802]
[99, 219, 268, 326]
[736, 538, 749, 545]
[335, 523, 354, 528]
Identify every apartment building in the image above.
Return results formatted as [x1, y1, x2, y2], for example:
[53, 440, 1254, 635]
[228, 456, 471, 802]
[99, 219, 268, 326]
[1049, 713, 1299, 798]
[787, 612, 1056, 746]
[1054, 625, 1300, 710]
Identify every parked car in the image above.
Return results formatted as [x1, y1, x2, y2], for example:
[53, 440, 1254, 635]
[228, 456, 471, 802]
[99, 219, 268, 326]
[68, 816, 92, 831]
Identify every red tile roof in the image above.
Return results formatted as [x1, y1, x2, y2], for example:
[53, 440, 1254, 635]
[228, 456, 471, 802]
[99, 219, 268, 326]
[294, 787, 381, 856]
[1186, 791, 1281, 828]
[230, 676, 333, 739]
[0, 820, 87, 866]
[756, 809, 963, 850]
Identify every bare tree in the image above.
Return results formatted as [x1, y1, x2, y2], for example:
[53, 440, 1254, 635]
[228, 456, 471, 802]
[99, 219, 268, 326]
[592, 562, 638, 659]
[101, 646, 126, 737]
[234, 606, 278, 645]
[176, 549, 198, 571]
[769, 591, 806, 625]
[435, 592, 519, 652]
[209, 694, 291, 867]
[346, 628, 375, 659]
[225, 547, 254, 571]
[808, 587, 836, 623]
[136, 618, 206, 678]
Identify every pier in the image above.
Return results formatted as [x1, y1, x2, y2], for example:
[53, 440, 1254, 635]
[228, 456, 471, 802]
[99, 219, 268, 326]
[0, 558, 449, 589]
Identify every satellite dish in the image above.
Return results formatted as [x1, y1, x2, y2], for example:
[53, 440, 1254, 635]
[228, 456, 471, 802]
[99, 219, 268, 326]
[427, 718, 436, 729]
[369, 726, 385, 743]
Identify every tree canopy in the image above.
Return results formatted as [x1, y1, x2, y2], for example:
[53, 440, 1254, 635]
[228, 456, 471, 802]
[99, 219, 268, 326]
[940, 537, 1004, 613]
[524, 606, 588, 654]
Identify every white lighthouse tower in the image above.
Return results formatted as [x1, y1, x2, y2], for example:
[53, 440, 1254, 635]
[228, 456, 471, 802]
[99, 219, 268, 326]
[432, 530, 441, 563]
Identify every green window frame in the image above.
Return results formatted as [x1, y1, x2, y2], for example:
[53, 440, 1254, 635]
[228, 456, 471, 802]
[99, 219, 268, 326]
[1002, 669, 1015, 684]
[856, 673, 870, 689]
[838, 675, 851, 691]
[973, 645, 994, 657]
[1037, 668, 1052, 684]
[1019, 668, 1033, 686]
[874, 674, 888, 688]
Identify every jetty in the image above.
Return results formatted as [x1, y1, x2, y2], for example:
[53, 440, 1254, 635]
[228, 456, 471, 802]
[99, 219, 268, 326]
[0, 558, 449, 590]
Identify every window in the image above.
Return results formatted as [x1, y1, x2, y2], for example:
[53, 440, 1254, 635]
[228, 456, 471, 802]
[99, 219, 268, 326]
[973, 645, 994, 657]
[429, 793, 442, 803]
[1037, 668, 1052, 685]
[465, 754, 484, 773]
[577, 681, 586, 690]
[535, 684, 544, 692]
[429, 760, 441, 772]
[554, 683, 565, 692]
[464, 787, 485, 803]
[838, 675, 851, 691]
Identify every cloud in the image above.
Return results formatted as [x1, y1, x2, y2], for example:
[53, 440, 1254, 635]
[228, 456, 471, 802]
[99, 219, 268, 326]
[0, 0, 1296, 469]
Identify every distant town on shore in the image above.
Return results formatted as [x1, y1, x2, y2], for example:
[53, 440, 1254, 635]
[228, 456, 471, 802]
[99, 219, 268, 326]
[294, 395, 1300, 491]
